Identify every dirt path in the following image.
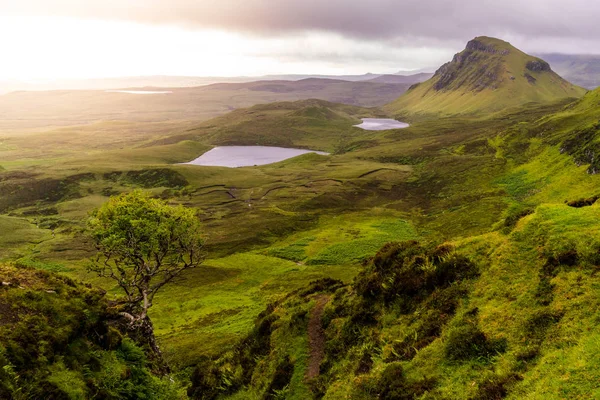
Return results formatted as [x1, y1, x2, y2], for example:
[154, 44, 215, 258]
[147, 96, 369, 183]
[307, 294, 330, 379]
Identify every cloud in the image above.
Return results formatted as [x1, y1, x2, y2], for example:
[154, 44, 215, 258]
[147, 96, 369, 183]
[4, 0, 600, 48]
[2, 0, 600, 80]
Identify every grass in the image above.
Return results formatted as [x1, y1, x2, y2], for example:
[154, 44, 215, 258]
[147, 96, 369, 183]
[0, 215, 52, 259]
[3, 75, 600, 398]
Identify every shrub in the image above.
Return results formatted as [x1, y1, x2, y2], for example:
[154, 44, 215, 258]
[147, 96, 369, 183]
[374, 363, 437, 400]
[566, 196, 599, 208]
[263, 357, 294, 400]
[187, 357, 225, 400]
[471, 373, 522, 400]
[355, 240, 478, 310]
[444, 317, 507, 362]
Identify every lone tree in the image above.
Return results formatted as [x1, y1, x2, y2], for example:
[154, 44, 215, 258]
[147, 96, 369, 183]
[87, 190, 203, 371]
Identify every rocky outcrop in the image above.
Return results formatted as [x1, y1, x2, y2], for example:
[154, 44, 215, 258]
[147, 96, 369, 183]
[466, 39, 496, 54]
[432, 48, 501, 92]
[526, 60, 551, 72]
[524, 73, 537, 84]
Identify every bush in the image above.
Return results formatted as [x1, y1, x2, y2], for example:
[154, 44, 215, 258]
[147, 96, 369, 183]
[444, 317, 507, 362]
[354, 241, 478, 310]
[263, 357, 294, 400]
[374, 363, 437, 400]
[566, 196, 599, 208]
[187, 357, 223, 400]
[471, 373, 522, 400]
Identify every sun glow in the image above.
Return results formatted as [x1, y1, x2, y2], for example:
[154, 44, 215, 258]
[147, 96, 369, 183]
[0, 15, 450, 81]
[0, 16, 281, 80]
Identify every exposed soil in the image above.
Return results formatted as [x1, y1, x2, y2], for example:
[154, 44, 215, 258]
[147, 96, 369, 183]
[307, 294, 330, 379]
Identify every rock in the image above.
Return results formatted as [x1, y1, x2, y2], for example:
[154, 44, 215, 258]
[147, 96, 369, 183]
[524, 73, 537, 84]
[2, 281, 10, 286]
[465, 39, 500, 54]
[526, 60, 551, 72]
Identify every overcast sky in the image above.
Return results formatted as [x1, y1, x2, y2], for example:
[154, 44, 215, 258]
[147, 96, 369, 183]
[1, 0, 600, 80]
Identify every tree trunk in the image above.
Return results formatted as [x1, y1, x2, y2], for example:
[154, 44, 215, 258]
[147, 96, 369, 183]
[133, 316, 171, 376]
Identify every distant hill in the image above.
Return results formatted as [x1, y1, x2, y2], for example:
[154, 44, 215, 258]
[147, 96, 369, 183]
[366, 73, 433, 84]
[0, 79, 411, 131]
[538, 53, 600, 89]
[0, 73, 398, 94]
[386, 36, 587, 117]
[179, 98, 384, 150]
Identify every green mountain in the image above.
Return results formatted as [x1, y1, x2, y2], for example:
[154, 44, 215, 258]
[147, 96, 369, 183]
[386, 37, 587, 117]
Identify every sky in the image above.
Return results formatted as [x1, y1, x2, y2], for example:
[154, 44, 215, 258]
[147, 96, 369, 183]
[1, 0, 600, 80]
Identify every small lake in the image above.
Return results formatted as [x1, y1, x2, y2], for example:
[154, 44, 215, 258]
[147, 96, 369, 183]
[185, 146, 329, 168]
[354, 118, 409, 130]
[105, 90, 173, 95]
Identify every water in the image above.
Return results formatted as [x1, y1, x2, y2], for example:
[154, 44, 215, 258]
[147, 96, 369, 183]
[185, 146, 329, 168]
[105, 90, 173, 94]
[354, 118, 409, 130]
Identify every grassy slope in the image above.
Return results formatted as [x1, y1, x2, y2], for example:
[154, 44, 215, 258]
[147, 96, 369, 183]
[386, 37, 586, 118]
[0, 264, 185, 399]
[190, 87, 600, 399]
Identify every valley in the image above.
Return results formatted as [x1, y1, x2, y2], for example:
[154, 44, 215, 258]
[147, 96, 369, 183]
[2, 35, 600, 399]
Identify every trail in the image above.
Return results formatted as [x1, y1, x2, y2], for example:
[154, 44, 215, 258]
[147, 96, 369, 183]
[307, 294, 330, 379]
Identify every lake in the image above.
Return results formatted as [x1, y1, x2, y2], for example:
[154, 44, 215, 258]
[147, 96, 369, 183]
[185, 146, 329, 168]
[354, 118, 409, 130]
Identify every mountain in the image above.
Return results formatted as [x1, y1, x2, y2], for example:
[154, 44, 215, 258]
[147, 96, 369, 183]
[386, 36, 587, 117]
[538, 53, 600, 89]
[366, 72, 433, 84]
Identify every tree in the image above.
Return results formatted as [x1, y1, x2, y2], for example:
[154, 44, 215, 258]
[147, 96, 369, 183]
[87, 190, 203, 371]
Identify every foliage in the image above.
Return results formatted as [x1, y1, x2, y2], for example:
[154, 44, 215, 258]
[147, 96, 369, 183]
[0, 264, 185, 399]
[87, 190, 203, 323]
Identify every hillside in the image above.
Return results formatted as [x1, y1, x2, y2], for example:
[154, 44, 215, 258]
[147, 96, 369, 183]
[186, 86, 600, 399]
[0, 263, 184, 399]
[386, 37, 586, 117]
[179, 99, 385, 151]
